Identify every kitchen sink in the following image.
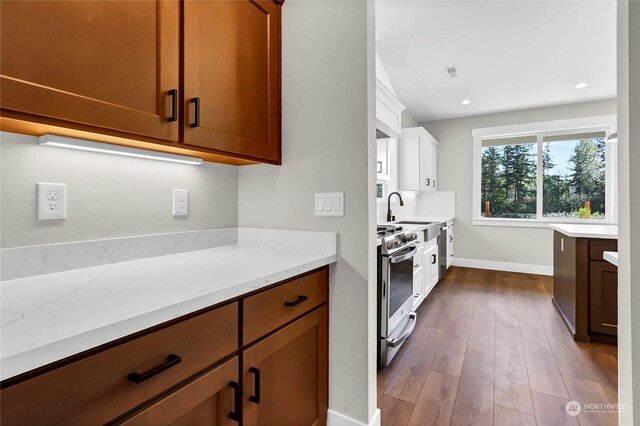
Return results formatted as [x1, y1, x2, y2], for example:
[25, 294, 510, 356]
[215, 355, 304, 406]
[395, 221, 438, 225]
[395, 221, 441, 241]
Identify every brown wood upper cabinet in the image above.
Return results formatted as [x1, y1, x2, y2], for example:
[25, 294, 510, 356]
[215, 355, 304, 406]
[0, 0, 180, 143]
[0, 0, 282, 165]
[183, 0, 281, 163]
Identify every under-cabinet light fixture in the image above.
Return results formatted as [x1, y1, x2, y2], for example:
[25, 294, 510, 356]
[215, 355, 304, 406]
[461, 99, 471, 105]
[575, 82, 589, 89]
[38, 135, 203, 165]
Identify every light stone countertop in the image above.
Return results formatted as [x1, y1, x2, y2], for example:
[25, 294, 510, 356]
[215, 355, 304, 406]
[549, 223, 618, 239]
[0, 228, 336, 381]
[377, 216, 455, 246]
[603, 251, 619, 266]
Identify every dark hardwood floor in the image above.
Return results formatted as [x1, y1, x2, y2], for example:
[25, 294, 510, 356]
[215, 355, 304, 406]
[378, 267, 618, 426]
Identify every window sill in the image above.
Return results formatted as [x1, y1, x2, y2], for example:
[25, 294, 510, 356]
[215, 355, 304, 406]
[472, 217, 616, 228]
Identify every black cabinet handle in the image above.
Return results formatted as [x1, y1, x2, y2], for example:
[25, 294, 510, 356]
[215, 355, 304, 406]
[449, 236, 453, 242]
[426, 178, 430, 186]
[228, 381, 240, 421]
[167, 89, 177, 122]
[432, 254, 437, 264]
[284, 294, 308, 307]
[127, 354, 181, 384]
[249, 367, 261, 404]
[190, 97, 200, 128]
[432, 180, 436, 187]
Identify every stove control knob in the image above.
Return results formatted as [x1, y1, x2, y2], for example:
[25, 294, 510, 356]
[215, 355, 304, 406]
[386, 241, 395, 250]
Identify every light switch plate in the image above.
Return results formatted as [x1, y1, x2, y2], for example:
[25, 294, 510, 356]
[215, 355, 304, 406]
[37, 182, 66, 220]
[173, 189, 188, 216]
[315, 192, 344, 216]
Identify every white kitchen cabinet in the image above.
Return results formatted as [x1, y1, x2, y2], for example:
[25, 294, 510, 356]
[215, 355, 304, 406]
[376, 138, 391, 182]
[446, 221, 454, 268]
[376, 78, 405, 139]
[423, 243, 439, 299]
[399, 127, 438, 192]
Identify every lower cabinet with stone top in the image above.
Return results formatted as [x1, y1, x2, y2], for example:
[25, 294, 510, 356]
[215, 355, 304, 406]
[0, 267, 329, 425]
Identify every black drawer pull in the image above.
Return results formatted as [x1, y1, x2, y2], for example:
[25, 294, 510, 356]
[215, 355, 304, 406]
[228, 381, 240, 421]
[249, 367, 261, 404]
[190, 97, 200, 128]
[167, 89, 177, 122]
[284, 294, 308, 307]
[127, 354, 181, 384]
[432, 254, 437, 264]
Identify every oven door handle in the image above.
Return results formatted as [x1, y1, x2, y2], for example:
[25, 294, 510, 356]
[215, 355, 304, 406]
[388, 312, 417, 348]
[390, 247, 417, 263]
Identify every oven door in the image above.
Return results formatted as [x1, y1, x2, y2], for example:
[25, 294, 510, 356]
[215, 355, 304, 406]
[387, 245, 416, 334]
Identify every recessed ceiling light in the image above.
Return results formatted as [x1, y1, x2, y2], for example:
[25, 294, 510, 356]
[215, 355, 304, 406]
[461, 99, 471, 105]
[575, 82, 589, 89]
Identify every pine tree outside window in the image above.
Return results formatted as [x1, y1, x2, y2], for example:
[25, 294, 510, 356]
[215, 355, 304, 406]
[472, 115, 617, 227]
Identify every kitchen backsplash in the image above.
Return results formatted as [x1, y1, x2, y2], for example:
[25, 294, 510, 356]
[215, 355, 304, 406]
[376, 190, 455, 223]
[1, 228, 237, 281]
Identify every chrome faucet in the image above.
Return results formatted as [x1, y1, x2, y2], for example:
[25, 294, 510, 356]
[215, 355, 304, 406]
[386, 192, 404, 222]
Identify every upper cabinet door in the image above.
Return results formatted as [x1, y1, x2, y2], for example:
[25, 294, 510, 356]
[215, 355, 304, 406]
[183, 1, 281, 164]
[0, 1, 180, 142]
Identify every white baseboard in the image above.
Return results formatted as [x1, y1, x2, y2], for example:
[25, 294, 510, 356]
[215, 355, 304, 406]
[452, 257, 553, 276]
[327, 408, 381, 426]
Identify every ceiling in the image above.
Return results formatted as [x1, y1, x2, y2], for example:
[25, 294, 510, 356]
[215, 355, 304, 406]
[375, 1, 617, 122]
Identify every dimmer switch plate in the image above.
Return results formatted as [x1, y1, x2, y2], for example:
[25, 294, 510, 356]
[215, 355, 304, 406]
[173, 189, 189, 216]
[37, 182, 66, 220]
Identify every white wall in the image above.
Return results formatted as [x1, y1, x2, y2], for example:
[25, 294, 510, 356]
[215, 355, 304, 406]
[616, 2, 639, 424]
[401, 109, 420, 128]
[237, 1, 377, 424]
[0, 132, 238, 248]
[421, 99, 617, 269]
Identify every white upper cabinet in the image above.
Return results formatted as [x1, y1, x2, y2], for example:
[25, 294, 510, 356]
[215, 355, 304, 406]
[398, 127, 439, 192]
[375, 52, 405, 139]
[376, 138, 391, 182]
[376, 79, 405, 139]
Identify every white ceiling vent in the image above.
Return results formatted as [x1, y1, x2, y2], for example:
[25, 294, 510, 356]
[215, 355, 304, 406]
[445, 66, 458, 78]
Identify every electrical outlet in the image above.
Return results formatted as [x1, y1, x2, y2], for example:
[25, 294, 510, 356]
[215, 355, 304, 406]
[173, 189, 188, 216]
[37, 183, 66, 220]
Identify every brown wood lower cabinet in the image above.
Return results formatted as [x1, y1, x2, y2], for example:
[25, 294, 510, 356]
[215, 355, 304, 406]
[0, 267, 329, 425]
[552, 230, 617, 343]
[243, 306, 328, 425]
[590, 260, 618, 336]
[122, 357, 239, 426]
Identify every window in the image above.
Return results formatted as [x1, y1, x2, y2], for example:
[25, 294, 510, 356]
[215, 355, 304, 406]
[472, 115, 617, 227]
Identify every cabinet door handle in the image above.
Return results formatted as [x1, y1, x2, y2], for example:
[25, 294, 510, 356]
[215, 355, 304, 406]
[249, 367, 261, 404]
[228, 381, 240, 421]
[127, 354, 181, 383]
[432, 180, 436, 187]
[426, 178, 430, 186]
[190, 97, 200, 128]
[284, 294, 308, 307]
[167, 89, 177, 122]
[449, 236, 453, 242]
[432, 254, 437, 264]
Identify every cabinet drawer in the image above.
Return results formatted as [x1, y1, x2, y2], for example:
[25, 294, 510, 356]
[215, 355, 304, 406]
[243, 268, 328, 345]
[589, 240, 618, 261]
[121, 357, 239, 426]
[1, 303, 238, 426]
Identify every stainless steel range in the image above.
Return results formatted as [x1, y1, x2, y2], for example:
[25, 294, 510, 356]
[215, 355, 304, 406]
[377, 226, 419, 367]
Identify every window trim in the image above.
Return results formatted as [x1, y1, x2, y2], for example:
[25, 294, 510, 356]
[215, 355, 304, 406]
[472, 115, 617, 228]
